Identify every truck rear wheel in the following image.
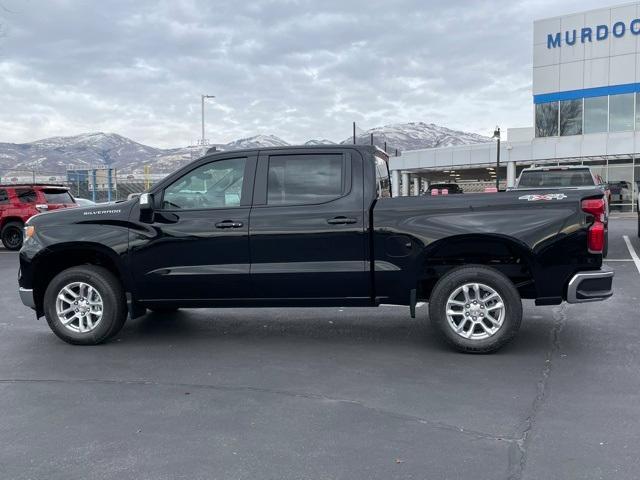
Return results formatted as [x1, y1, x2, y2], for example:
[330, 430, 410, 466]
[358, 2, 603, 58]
[1, 221, 24, 250]
[43, 265, 127, 345]
[428, 265, 522, 353]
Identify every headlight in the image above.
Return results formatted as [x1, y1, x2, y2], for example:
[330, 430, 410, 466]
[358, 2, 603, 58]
[24, 225, 35, 240]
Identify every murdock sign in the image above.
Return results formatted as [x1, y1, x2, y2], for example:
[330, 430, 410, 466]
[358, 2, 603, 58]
[548, 18, 640, 48]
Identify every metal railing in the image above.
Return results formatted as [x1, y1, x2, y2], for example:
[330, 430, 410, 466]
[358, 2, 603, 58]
[0, 169, 165, 203]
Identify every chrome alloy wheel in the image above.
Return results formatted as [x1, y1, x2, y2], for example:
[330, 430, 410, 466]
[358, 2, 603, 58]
[55, 282, 104, 333]
[445, 283, 505, 340]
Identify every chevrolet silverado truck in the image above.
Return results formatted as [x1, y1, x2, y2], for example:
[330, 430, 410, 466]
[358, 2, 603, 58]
[18, 146, 613, 353]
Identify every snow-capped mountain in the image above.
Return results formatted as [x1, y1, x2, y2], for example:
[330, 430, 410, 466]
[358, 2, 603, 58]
[223, 134, 289, 151]
[0, 123, 490, 175]
[304, 139, 336, 146]
[341, 122, 491, 150]
[0, 132, 187, 174]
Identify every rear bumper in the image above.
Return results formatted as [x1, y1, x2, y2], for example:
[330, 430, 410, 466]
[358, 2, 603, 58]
[19, 287, 35, 309]
[566, 266, 614, 303]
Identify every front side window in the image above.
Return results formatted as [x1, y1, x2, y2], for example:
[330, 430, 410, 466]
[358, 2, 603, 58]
[0, 189, 8, 204]
[560, 99, 583, 136]
[162, 157, 246, 210]
[267, 154, 345, 206]
[609, 93, 634, 132]
[584, 96, 608, 134]
[535, 101, 559, 137]
[15, 188, 36, 204]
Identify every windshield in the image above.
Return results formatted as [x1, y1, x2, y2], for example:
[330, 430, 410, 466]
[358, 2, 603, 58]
[518, 169, 594, 188]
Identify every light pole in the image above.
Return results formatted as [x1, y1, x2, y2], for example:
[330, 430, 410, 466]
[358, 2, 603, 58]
[201, 94, 215, 154]
[492, 126, 501, 190]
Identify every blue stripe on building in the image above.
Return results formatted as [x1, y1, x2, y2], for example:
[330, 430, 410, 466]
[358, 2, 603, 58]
[533, 83, 640, 104]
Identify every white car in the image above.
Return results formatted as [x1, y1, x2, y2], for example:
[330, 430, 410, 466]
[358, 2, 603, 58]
[73, 197, 96, 207]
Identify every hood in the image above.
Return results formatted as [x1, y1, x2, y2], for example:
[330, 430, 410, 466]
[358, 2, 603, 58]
[27, 199, 137, 226]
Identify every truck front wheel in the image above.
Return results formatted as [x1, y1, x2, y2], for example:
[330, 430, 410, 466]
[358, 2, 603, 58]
[428, 265, 522, 353]
[43, 265, 127, 345]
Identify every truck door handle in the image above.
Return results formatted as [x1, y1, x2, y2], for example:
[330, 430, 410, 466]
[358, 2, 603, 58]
[327, 216, 357, 225]
[215, 220, 243, 229]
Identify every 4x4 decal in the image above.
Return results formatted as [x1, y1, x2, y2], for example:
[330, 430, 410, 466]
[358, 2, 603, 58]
[518, 193, 568, 201]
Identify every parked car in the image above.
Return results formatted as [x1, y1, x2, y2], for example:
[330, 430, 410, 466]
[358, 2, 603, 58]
[0, 184, 76, 250]
[18, 146, 612, 353]
[74, 198, 96, 207]
[513, 166, 610, 256]
[608, 180, 632, 204]
[425, 183, 463, 194]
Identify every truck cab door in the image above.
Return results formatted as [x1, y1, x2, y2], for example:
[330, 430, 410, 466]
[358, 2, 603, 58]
[248, 148, 370, 305]
[129, 155, 256, 304]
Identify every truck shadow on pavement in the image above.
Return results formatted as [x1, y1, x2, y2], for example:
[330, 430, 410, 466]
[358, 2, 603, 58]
[112, 306, 556, 355]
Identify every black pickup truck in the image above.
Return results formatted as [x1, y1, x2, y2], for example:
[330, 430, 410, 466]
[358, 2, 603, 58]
[18, 146, 613, 353]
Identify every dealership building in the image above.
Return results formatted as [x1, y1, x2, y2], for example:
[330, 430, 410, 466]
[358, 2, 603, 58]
[389, 2, 640, 212]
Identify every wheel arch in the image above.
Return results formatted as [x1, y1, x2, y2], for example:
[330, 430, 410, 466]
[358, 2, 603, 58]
[418, 233, 538, 301]
[32, 242, 130, 315]
[1, 216, 25, 230]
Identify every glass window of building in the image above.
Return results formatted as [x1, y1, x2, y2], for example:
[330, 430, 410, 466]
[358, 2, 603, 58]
[559, 99, 582, 136]
[535, 102, 559, 137]
[609, 93, 634, 132]
[583, 96, 608, 134]
[635, 94, 640, 130]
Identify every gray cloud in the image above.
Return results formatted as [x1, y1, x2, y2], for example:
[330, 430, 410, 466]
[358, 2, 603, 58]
[0, 0, 613, 147]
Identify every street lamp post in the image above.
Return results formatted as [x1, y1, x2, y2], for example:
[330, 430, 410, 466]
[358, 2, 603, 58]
[492, 126, 501, 190]
[201, 94, 215, 154]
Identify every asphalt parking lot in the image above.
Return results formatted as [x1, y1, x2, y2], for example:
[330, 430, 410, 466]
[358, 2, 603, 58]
[0, 218, 638, 480]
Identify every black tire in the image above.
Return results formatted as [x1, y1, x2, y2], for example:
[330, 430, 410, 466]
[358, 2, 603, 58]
[603, 228, 609, 258]
[1, 221, 24, 250]
[43, 265, 127, 345]
[428, 265, 522, 354]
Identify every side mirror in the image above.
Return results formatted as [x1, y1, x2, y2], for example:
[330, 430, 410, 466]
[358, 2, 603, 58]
[139, 193, 154, 211]
[139, 193, 155, 222]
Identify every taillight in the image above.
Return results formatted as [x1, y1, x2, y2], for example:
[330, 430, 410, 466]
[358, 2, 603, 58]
[581, 198, 605, 222]
[582, 198, 605, 254]
[587, 221, 605, 253]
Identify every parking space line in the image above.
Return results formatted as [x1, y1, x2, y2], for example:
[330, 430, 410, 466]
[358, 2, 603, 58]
[622, 236, 640, 275]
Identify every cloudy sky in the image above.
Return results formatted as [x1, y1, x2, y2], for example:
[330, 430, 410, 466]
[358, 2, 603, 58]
[0, 0, 613, 147]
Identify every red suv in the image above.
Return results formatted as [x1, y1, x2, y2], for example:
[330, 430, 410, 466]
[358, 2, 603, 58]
[0, 184, 77, 250]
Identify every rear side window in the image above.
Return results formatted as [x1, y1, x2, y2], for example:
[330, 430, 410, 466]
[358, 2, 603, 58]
[0, 189, 8, 204]
[518, 170, 594, 188]
[43, 189, 73, 204]
[267, 154, 346, 205]
[15, 188, 37, 204]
